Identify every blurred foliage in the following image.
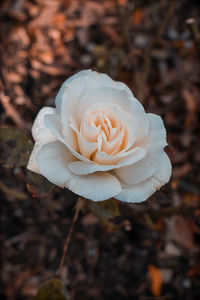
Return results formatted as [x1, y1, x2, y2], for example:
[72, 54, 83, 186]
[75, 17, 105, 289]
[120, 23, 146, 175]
[85, 198, 121, 230]
[0, 127, 33, 168]
[28, 278, 69, 300]
[26, 170, 55, 198]
[86, 198, 120, 220]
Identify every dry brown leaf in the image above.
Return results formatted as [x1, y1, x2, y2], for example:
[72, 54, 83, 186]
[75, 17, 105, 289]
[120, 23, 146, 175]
[7, 72, 23, 83]
[173, 164, 192, 179]
[182, 89, 197, 127]
[132, 8, 144, 26]
[148, 265, 163, 297]
[165, 216, 195, 250]
[0, 93, 25, 128]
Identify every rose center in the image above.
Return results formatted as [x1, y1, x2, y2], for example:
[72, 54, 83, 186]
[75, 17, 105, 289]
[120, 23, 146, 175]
[69, 105, 130, 161]
[86, 110, 119, 142]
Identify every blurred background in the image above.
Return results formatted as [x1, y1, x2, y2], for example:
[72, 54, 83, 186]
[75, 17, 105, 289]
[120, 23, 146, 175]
[0, 0, 200, 299]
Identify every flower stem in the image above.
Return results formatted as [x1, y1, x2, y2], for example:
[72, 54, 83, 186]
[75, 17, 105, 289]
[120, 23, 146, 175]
[57, 197, 84, 277]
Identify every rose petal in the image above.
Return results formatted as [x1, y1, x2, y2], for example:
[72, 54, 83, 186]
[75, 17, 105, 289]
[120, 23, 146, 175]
[60, 75, 102, 133]
[84, 106, 137, 155]
[80, 117, 100, 142]
[55, 69, 134, 113]
[81, 70, 134, 96]
[142, 113, 168, 151]
[68, 147, 146, 175]
[27, 107, 57, 173]
[44, 113, 96, 164]
[115, 152, 172, 203]
[113, 151, 163, 185]
[37, 141, 76, 187]
[31, 107, 57, 143]
[77, 134, 98, 159]
[76, 86, 148, 143]
[55, 70, 95, 113]
[69, 119, 98, 158]
[110, 109, 137, 153]
[66, 172, 121, 202]
[27, 142, 42, 173]
[37, 141, 121, 201]
[101, 126, 124, 155]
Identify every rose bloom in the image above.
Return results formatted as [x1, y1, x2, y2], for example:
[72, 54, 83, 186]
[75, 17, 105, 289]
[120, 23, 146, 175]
[27, 70, 171, 202]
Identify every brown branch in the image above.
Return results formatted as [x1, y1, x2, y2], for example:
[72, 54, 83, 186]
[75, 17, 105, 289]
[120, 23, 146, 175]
[147, 204, 200, 220]
[0, 92, 25, 129]
[114, 0, 130, 51]
[118, 200, 200, 224]
[186, 18, 200, 58]
[57, 197, 84, 277]
[0, 180, 27, 201]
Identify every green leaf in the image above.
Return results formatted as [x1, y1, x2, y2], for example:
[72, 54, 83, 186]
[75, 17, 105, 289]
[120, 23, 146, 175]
[28, 278, 69, 300]
[26, 170, 54, 198]
[86, 198, 120, 219]
[0, 127, 33, 168]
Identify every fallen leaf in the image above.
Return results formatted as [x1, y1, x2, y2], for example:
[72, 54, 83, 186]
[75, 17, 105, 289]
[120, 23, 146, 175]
[148, 265, 163, 297]
[132, 8, 144, 26]
[86, 198, 120, 219]
[28, 278, 69, 300]
[165, 216, 195, 250]
[26, 170, 54, 198]
[182, 89, 197, 127]
[0, 127, 33, 168]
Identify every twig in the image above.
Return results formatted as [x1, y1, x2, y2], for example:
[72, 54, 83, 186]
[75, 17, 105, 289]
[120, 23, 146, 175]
[57, 197, 84, 277]
[114, 0, 129, 51]
[0, 180, 27, 201]
[186, 18, 200, 57]
[5, 230, 36, 246]
[0, 92, 25, 129]
[136, 0, 174, 100]
[118, 200, 200, 223]
[147, 204, 200, 220]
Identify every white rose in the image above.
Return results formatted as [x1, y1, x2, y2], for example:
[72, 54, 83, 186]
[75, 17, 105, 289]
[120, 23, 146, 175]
[27, 70, 171, 202]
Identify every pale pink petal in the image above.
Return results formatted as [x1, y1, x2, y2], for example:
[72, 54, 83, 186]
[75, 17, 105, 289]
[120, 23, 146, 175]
[37, 141, 121, 201]
[82, 70, 134, 96]
[153, 152, 172, 185]
[31, 107, 57, 143]
[66, 172, 121, 202]
[27, 142, 41, 174]
[92, 150, 121, 165]
[101, 127, 124, 155]
[62, 124, 79, 153]
[55, 69, 134, 113]
[113, 151, 162, 185]
[44, 113, 96, 164]
[55, 70, 93, 113]
[141, 113, 167, 151]
[122, 114, 138, 151]
[60, 75, 103, 125]
[111, 110, 137, 153]
[27, 107, 57, 173]
[76, 87, 148, 145]
[115, 152, 172, 203]
[80, 117, 100, 142]
[75, 87, 146, 126]
[37, 141, 76, 187]
[86, 106, 137, 155]
[69, 119, 98, 159]
[93, 142, 147, 165]
[68, 147, 146, 175]
[77, 134, 98, 159]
